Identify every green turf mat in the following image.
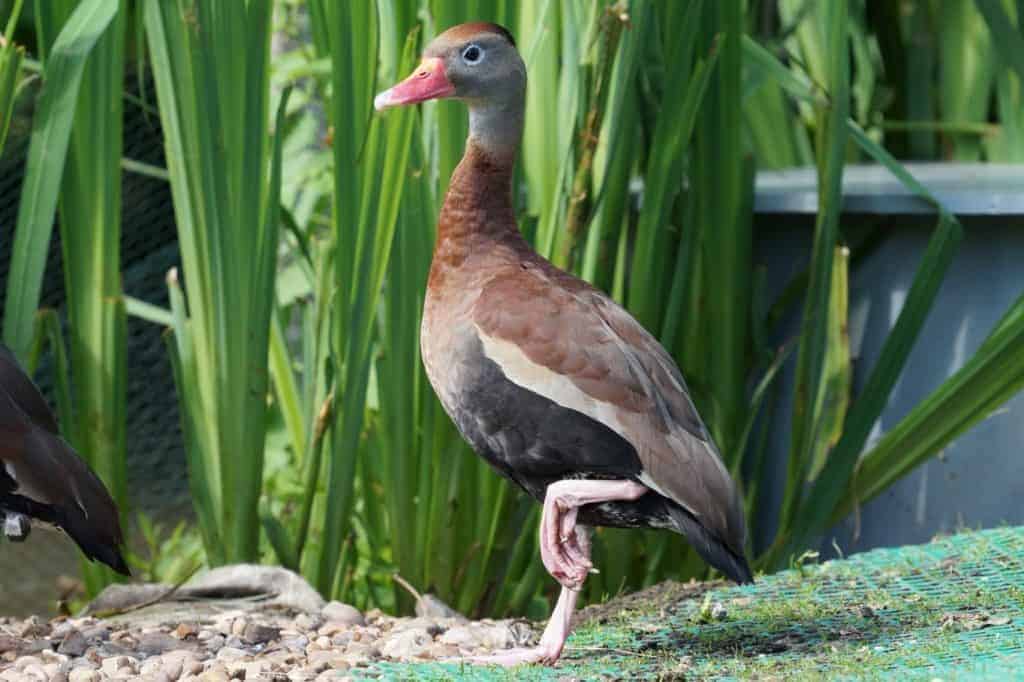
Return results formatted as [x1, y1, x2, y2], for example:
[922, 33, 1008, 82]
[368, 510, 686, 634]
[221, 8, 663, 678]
[364, 526, 1024, 679]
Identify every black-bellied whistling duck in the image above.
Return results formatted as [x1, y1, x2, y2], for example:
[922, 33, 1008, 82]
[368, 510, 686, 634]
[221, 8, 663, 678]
[376, 22, 751, 665]
[0, 344, 130, 576]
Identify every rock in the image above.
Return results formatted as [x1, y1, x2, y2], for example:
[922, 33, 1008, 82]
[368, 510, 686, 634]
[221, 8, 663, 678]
[320, 601, 364, 626]
[156, 649, 199, 678]
[47, 670, 69, 682]
[305, 650, 338, 670]
[239, 660, 269, 678]
[241, 623, 280, 646]
[229, 618, 247, 638]
[479, 623, 519, 649]
[68, 669, 101, 682]
[279, 635, 308, 652]
[197, 670, 230, 682]
[84, 584, 172, 616]
[203, 635, 225, 651]
[175, 623, 200, 640]
[39, 650, 69, 666]
[22, 664, 49, 681]
[215, 646, 248, 662]
[380, 627, 432, 660]
[17, 617, 50, 639]
[57, 630, 88, 657]
[293, 613, 321, 632]
[78, 626, 110, 643]
[315, 671, 350, 681]
[139, 658, 164, 675]
[329, 632, 352, 647]
[427, 642, 460, 659]
[186, 565, 325, 613]
[0, 635, 23, 654]
[415, 594, 467, 622]
[13, 655, 42, 670]
[136, 632, 185, 656]
[439, 625, 483, 649]
[182, 657, 205, 675]
[99, 655, 138, 677]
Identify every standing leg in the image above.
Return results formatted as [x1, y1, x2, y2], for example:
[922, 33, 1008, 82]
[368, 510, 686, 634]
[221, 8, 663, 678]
[469, 479, 649, 667]
[470, 584, 580, 666]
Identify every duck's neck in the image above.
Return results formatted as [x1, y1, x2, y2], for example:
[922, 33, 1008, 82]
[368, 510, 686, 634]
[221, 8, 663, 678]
[436, 106, 524, 241]
[468, 96, 524, 157]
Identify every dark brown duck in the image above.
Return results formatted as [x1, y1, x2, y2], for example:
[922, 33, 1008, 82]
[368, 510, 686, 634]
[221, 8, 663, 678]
[0, 344, 129, 576]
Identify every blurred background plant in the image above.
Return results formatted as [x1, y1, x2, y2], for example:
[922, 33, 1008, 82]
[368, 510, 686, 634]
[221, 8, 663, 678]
[0, 0, 1022, 617]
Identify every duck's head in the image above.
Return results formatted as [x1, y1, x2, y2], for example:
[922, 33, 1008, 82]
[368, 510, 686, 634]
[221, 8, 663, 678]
[375, 22, 526, 153]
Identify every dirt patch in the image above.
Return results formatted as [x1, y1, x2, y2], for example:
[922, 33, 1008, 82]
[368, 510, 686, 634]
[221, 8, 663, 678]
[574, 578, 723, 627]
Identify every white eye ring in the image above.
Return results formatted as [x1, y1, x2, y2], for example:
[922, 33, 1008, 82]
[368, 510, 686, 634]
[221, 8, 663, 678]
[461, 44, 485, 65]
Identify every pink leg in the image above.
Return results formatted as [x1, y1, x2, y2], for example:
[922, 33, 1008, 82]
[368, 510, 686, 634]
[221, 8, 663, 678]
[462, 480, 648, 667]
[470, 585, 580, 666]
[539, 479, 648, 589]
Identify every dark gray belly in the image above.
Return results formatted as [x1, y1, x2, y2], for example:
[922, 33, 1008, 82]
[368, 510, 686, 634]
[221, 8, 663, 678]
[438, 335, 674, 530]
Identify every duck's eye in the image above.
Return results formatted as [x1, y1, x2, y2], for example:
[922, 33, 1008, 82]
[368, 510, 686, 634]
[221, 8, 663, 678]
[461, 44, 484, 65]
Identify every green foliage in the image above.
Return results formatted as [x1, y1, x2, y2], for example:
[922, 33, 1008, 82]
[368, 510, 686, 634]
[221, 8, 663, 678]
[143, 0, 288, 566]
[127, 512, 204, 585]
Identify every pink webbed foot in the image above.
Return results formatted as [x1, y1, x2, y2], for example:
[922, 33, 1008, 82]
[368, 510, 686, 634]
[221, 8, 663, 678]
[466, 642, 563, 666]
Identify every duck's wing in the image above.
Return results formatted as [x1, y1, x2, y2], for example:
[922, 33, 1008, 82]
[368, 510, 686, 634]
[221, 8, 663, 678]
[0, 355, 129, 575]
[471, 267, 748, 567]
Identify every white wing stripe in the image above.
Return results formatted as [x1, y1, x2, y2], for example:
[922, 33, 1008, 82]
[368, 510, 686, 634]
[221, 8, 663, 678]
[476, 327, 634, 446]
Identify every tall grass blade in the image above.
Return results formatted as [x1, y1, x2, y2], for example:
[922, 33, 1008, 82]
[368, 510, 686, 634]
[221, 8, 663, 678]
[1, 0, 118, 363]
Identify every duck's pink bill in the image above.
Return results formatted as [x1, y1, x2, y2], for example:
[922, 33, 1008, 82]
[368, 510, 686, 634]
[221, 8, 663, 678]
[374, 57, 455, 111]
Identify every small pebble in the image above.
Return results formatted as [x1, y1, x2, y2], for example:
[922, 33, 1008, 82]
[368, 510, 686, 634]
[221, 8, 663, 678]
[321, 602, 364, 627]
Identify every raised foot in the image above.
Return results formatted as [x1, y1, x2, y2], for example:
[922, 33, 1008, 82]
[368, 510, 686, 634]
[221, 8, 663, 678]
[540, 479, 648, 589]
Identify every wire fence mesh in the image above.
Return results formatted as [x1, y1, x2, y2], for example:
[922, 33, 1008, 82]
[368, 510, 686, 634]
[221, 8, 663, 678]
[371, 525, 1024, 680]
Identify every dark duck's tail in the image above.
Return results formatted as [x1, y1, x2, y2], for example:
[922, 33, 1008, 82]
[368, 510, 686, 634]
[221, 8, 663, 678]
[0, 345, 130, 576]
[668, 504, 753, 585]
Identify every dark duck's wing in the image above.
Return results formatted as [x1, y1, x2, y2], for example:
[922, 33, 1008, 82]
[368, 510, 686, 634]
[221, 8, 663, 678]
[0, 345, 130, 575]
[469, 264, 752, 584]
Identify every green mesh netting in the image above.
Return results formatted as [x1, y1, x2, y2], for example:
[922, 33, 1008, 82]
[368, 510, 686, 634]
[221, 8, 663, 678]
[367, 526, 1024, 680]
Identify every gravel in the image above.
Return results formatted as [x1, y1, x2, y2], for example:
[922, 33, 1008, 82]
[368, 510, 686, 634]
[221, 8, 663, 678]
[0, 600, 535, 680]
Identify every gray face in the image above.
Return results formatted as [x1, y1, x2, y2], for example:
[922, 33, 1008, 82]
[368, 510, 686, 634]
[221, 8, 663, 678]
[426, 34, 526, 105]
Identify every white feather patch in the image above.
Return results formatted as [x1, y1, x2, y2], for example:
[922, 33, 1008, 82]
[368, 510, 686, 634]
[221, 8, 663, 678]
[476, 328, 634, 446]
